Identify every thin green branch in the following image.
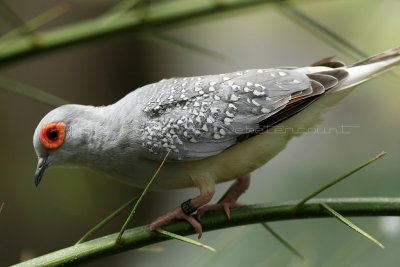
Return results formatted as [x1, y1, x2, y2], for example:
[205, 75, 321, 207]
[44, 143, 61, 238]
[0, 202, 4, 215]
[104, 0, 143, 17]
[320, 202, 384, 249]
[321, 221, 379, 267]
[156, 228, 216, 252]
[0, 0, 286, 67]
[294, 151, 386, 210]
[0, 1, 32, 35]
[0, 3, 69, 41]
[100, 0, 143, 26]
[116, 151, 170, 243]
[12, 197, 400, 267]
[0, 75, 69, 107]
[76, 196, 138, 244]
[261, 223, 307, 262]
[275, 2, 368, 60]
[147, 32, 230, 62]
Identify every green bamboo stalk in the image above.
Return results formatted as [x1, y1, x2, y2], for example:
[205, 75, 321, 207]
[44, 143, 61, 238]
[116, 151, 170, 243]
[147, 32, 230, 62]
[0, 1, 32, 36]
[320, 202, 384, 249]
[0, 75, 69, 106]
[103, 0, 143, 19]
[0, 0, 286, 67]
[321, 221, 380, 267]
[275, 2, 367, 60]
[261, 223, 307, 262]
[11, 197, 400, 267]
[156, 228, 216, 252]
[294, 151, 386, 210]
[76, 196, 138, 244]
[0, 3, 69, 41]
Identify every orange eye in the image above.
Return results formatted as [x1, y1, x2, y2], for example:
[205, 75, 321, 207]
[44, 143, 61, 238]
[40, 122, 66, 149]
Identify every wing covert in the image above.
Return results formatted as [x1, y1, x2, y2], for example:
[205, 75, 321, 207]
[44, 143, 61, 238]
[139, 69, 312, 161]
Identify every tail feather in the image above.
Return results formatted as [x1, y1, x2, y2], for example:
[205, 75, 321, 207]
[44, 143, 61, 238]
[299, 47, 400, 91]
[351, 47, 400, 67]
[255, 47, 400, 136]
[336, 47, 400, 91]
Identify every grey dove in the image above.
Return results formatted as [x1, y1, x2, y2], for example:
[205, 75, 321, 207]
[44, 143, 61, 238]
[33, 47, 400, 236]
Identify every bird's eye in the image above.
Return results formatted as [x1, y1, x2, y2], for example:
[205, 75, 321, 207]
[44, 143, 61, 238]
[40, 122, 66, 149]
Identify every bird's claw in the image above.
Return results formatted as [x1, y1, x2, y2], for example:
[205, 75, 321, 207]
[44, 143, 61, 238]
[150, 207, 203, 238]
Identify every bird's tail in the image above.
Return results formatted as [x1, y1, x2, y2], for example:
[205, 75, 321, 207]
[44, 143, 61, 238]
[298, 47, 400, 92]
[336, 47, 400, 91]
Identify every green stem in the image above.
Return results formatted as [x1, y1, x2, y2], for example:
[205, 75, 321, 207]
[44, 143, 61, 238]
[155, 228, 216, 252]
[275, 2, 368, 60]
[12, 197, 400, 267]
[116, 151, 170, 243]
[0, 1, 32, 36]
[0, 0, 286, 67]
[320, 202, 384, 249]
[0, 3, 69, 41]
[76, 196, 138, 244]
[0, 75, 69, 106]
[147, 32, 230, 62]
[294, 151, 386, 210]
[261, 223, 307, 262]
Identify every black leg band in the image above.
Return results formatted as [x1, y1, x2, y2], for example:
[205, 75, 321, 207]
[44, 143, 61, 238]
[181, 199, 197, 215]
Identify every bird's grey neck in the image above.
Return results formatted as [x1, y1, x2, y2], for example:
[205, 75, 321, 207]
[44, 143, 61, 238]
[69, 103, 142, 168]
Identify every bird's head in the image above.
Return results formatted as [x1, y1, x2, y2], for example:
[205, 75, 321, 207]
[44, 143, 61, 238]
[33, 105, 89, 186]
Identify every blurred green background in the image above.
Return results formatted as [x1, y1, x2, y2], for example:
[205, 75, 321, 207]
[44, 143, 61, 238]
[0, 0, 399, 266]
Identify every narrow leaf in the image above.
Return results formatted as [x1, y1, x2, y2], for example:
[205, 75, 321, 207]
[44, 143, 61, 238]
[156, 228, 216, 252]
[76, 196, 138, 244]
[261, 223, 307, 262]
[294, 151, 386, 210]
[322, 221, 380, 267]
[0, 76, 69, 107]
[106, 0, 142, 15]
[100, 0, 142, 26]
[148, 32, 230, 62]
[275, 3, 368, 60]
[320, 202, 384, 249]
[0, 202, 4, 215]
[116, 151, 170, 243]
[0, 1, 32, 35]
[0, 3, 70, 41]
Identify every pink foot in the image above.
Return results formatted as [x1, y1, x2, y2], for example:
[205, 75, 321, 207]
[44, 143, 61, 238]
[197, 175, 250, 220]
[150, 192, 214, 238]
[150, 207, 203, 238]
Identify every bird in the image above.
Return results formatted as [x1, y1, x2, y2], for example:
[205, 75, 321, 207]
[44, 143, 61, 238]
[33, 47, 400, 237]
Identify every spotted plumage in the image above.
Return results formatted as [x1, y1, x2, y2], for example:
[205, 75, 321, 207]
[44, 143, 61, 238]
[138, 68, 332, 160]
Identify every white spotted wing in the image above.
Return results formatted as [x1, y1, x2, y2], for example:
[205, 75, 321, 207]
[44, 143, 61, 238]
[139, 69, 312, 160]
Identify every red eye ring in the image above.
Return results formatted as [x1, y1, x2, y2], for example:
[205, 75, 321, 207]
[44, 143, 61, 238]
[40, 122, 66, 149]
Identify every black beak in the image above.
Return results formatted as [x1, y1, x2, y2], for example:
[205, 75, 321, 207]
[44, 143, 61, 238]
[34, 157, 48, 186]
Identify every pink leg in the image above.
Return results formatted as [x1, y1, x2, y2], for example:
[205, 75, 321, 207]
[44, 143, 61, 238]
[150, 191, 213, 238]
[197, 175, 250, 219]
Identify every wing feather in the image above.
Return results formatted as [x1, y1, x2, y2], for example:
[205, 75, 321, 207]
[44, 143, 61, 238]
[138, 63, 348, 161]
